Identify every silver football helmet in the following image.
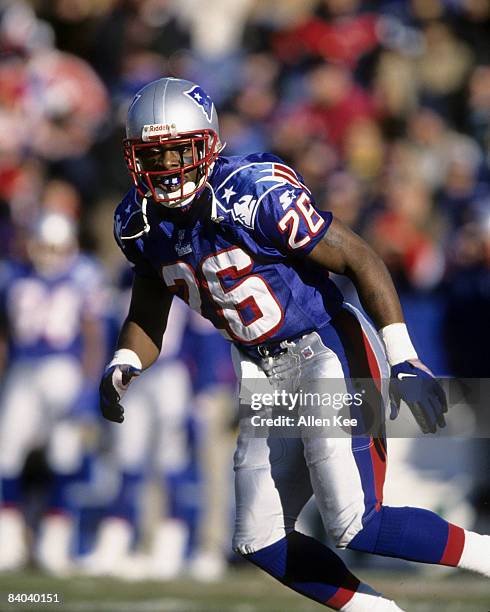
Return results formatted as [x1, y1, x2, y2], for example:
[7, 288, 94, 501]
[28, 212, 78, 278]
[124, 77, 221, 208]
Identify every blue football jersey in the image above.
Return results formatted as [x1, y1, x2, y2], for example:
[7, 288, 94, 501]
[114, 153, 344, 350]
[0, 255, 106, 361]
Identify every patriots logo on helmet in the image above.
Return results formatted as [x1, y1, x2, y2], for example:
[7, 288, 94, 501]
[184, 85, 214, 123]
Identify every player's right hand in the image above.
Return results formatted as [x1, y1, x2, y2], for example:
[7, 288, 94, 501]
[99, 364, 141, 423]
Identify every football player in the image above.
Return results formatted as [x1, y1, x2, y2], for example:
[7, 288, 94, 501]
[0, 212, 107, 574]
[100, 78, 489, 611]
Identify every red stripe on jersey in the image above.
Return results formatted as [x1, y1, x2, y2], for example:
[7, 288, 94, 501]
[273, 164, 302, 188]
[331, 309, 381, 380]
[440, 524, 465, 566]
[274, 170, 301, 188]
[274, 163, 298, 181]
[360, 329, 382, 392]
[326, 575, 360, 610]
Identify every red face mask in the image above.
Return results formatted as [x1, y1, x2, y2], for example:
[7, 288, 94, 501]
[123, 129, 220, 207]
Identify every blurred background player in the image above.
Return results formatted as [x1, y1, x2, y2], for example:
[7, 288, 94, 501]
[81, 290, 193, 580]
[182, 310, 236, 582]
[0, 211, 107, 575]
[81, 273, 234, 581]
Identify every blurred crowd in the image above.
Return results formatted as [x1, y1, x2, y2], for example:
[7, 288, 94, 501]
[0, 0, 488, 580]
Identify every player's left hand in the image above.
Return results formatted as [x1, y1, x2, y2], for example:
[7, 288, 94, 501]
[389, 359, 448, 434]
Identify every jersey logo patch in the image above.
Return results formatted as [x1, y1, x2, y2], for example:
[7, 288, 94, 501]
[279, 189, 296, 209]
[175, 229, 193, 256]
[183, 85, 214, 123]
[233, 195, 257, 228]
[213, 161, 306, 230]
[301, 346, 314, 359]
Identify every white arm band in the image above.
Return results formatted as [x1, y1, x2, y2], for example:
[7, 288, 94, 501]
[379, 323, 418, 366]
[107, 349, 142, 371]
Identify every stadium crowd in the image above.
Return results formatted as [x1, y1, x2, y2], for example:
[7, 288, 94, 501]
[0, 0, 488, 580]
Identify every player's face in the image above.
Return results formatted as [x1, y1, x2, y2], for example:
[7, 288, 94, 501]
[125, 128, 221, 207]
[135, 141, 199, 194]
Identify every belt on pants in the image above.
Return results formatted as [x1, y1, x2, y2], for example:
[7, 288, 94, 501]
[235, 329, 315, 362]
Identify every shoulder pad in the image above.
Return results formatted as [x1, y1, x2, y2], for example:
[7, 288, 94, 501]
[212, 154, 309, 229]
[114, 189, 149, 242]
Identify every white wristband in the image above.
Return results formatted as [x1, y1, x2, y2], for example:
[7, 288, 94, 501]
[107, 349, 142, 371]
[379, 323, 418, 366]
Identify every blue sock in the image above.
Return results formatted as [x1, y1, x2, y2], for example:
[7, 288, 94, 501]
[48, 472, 77, 513]
[245, 531, 361, 610]
[109, 472, 142, 525]
[1, 476, 22, 506]
[348, 505, 465, 566]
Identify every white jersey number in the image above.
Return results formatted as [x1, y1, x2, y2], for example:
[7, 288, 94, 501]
[162, 261, 202, 312]
[162, 247, 283, 343]
[8, 280, 81, 348]
[278, 191, 325, 250]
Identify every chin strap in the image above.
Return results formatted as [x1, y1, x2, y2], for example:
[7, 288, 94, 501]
[205, 181, 224, 223]
[122, 174, 224, 242]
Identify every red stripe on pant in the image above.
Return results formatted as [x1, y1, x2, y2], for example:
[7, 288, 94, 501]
[332, 307, 387, 510]
[326, 574, 360, 610]
[359, 327, 386, 511]
[440, 524, 465, 566]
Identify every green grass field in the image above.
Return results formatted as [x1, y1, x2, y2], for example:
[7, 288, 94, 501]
[0, 568, 488, 612]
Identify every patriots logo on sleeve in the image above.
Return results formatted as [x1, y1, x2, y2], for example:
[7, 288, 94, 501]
[212, 160, 308, 229]
[114, 190, 149, 242]
[268, 163, 307, 190]
[232, 195, 257, 227]
[184, 85, 214, 123]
